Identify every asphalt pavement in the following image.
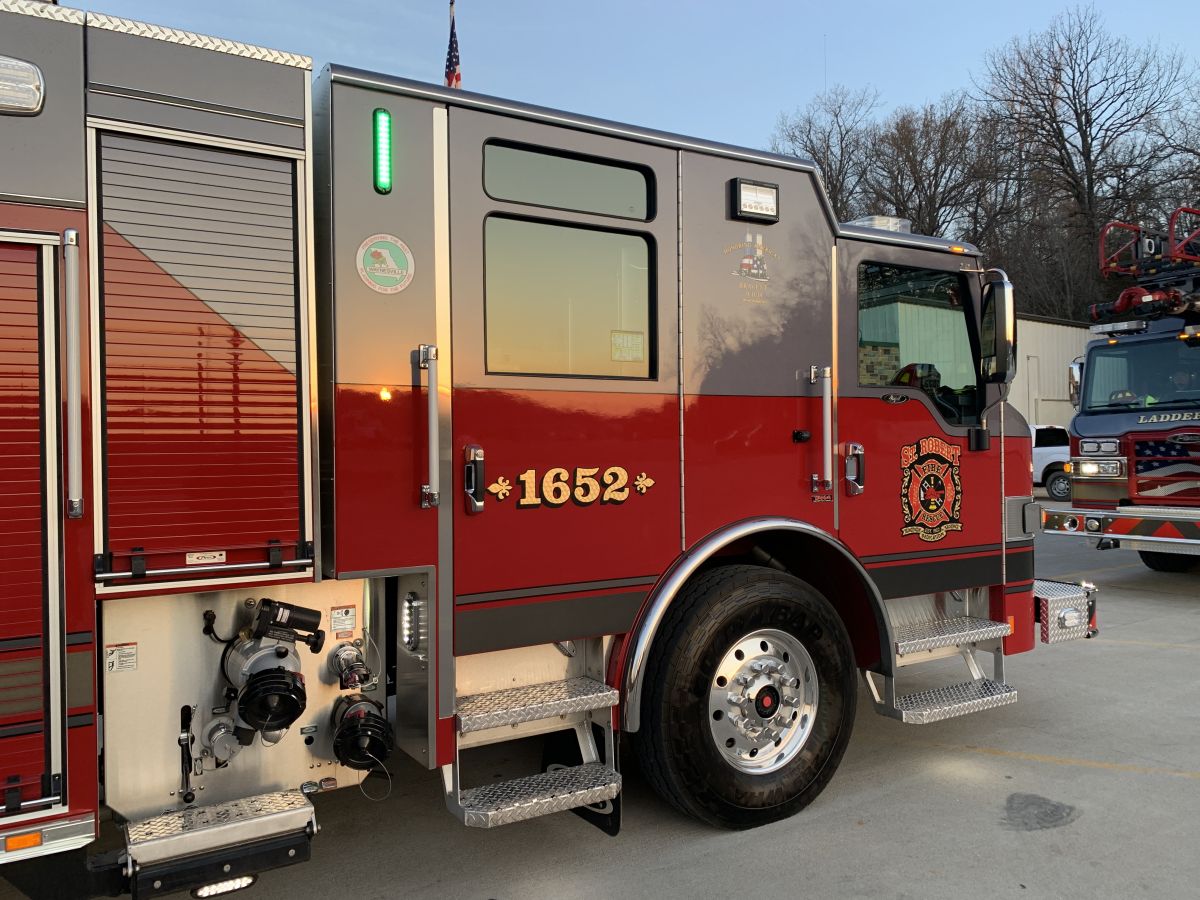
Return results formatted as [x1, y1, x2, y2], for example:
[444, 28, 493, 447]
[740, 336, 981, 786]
[4, 512, 1198, 900]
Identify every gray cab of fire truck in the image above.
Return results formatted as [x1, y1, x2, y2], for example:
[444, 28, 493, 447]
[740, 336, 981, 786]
[0, 3, 1096, 897]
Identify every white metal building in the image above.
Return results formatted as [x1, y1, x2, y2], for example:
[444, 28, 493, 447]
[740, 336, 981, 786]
[1011, 314, 1090, 428]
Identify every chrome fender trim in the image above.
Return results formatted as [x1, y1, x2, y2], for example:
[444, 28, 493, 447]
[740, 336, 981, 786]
[621, 516, 892, 732]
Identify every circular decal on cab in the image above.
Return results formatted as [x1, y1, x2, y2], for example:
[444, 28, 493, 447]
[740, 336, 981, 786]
[356, 234, 415, 294]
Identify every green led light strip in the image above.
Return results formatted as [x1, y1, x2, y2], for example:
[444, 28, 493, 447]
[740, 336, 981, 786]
[373, 108, 392, 194]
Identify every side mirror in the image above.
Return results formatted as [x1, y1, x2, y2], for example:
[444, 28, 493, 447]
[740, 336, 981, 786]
[980, 269, 1017, 384]
[1068, 360, 1082, 409]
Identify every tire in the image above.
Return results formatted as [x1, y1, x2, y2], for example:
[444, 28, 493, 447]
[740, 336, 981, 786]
[1138, 550, 1199, 573]
[1044, 470, 1071, 501]
[636, 564, 856, 829]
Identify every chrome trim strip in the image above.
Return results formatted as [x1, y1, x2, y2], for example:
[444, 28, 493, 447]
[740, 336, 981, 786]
[95, 558, 313, 581]
[0, 194, 86, 210]
[456, 575, 658, 606]
[432, 106, 456, 721]
[297, 83, 319, 581]
[86, 13, 311, 69]
[831, 244, 840, 529]
[0, 0, 84, 24]
[0, 229, 58, 245]
[87, 83, 305, 128]
[63, 230, 82, 518]
[95, 569, 309, 597]
[677, 149, 686, 550]
[85, 117, 306, 159]
[85, 127, 103, 553]
[40, 239, 67, 804]
[622, 516, 893, 731]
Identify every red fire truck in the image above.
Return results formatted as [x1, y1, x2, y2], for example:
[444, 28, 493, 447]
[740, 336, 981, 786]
[1043, 208, 1200, 571]
[0, 2, 1095, 896]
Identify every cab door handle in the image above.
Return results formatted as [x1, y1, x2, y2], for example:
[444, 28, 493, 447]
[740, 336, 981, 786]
[845, 442, 866, 496]
[464, 445, 485, 514]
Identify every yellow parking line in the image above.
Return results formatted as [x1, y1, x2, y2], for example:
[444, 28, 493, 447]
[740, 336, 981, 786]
[945, 744, 1200, 780]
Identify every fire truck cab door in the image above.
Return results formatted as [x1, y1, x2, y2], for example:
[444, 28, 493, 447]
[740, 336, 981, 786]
[835, 239, 1004, 599]
[446, 109, 681, 656]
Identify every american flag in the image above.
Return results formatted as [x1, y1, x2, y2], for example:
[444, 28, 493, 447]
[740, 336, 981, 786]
[444, 1, 461, 89]
[1134, 437, 1200, 500]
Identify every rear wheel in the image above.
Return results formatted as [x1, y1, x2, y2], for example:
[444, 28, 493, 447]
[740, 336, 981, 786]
[636, 565, 856, 829]
[1138, 550, 1198, 573]
[1044, 470, 1071, 501]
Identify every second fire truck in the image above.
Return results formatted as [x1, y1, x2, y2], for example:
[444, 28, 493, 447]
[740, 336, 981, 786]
[0, 2, 1095, 895]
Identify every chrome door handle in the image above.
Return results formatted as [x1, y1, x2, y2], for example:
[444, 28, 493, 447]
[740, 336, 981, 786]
[419, 344, 440, 508]
[464, 444, 485, 514]
[810, 364, 832, 492]
[845, 442, 866, 496]
[63, 230, 83, 519]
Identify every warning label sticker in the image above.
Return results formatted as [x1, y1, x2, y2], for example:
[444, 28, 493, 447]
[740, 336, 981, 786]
[331, 606, 356, 639]
[104, 643, 137, 673]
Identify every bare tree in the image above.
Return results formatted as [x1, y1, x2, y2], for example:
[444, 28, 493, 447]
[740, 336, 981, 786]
[771, 85, 879, 221]
[977, 4, 1187, 236]
[861, 93, 999, 238]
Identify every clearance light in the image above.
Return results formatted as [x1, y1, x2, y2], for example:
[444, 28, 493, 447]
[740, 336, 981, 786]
[373, 108, 392, 195]
[4, 831, 42, 852]
[379, 387, 393, 401]
[191, 875, 257, 898]
[0, 56, 44, 115]
[949, 245, 966, 254]
[1064, 462, 1072, 474]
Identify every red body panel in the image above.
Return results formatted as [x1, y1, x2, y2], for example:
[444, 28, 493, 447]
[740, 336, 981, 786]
[452, 388, 680, 597]
[331, 383, 436, 574]
[100, 226, 302, 573]
[683, 395, 833, 543]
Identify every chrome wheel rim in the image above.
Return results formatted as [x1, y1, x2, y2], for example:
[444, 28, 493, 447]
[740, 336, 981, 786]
[707, 628, 818, 774]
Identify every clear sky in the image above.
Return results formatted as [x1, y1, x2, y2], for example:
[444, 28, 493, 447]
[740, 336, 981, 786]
[72, 1, 1187, 152]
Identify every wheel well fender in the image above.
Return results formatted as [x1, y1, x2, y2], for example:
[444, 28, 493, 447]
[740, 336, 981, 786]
[1041, 461, 1066, 483]
[619, 517, 892, 732]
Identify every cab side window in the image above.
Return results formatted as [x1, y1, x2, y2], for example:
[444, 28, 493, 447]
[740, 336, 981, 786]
[857, 261, 980, 425]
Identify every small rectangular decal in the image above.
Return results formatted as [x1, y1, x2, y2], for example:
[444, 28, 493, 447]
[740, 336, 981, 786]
[104, 643, 137, 673]
[186, 551, 227, 565]
[331, 606, 356, 635]
[611, 331, 645, 362]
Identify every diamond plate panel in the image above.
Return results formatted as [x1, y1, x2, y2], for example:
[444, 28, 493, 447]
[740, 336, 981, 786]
[897, 679, 1017, 724]
[1038, 585, 1094, 644]
[893, 617, 1011, 655]
[127, 790, 314, 865]
[0, 0, 85, 24]
[459, 763, 620, 828]
[87, 13, 311, 69]
[457, 677, 618, 734]
[1034, 579, 1092, 602]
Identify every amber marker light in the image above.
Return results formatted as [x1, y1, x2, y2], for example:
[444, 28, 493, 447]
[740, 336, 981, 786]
[379, 387, 393, 401]
[5, 831, 42, 852]
[948, 245, 966, 254]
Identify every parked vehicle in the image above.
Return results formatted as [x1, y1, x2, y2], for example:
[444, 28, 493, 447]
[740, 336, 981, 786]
[1033, 426, 1072, 500]
[0, 3, 1096, 896]
[1044, 208, 1200, 573]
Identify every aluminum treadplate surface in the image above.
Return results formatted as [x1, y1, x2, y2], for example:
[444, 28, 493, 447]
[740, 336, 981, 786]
[126, 790, 314, 866]
[457, 676, 618, 734]
[1033, 579, 1091, 602]
[893, 617, 1012, 655]
[458, 762, 620, 828]
[896, 678, 1017, 724]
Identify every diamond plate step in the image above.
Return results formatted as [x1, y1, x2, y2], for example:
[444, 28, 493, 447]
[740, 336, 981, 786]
[894, 616, 1012, 655]
[458, 762, 620, 828]
[896, 678, 1017, 724]
[126, 790, 315, 866]
[456, 676, 618, 734]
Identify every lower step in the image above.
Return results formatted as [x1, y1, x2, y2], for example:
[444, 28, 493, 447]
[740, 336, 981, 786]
[896, 678, 1017, 724]
[458, 762, 620, 828]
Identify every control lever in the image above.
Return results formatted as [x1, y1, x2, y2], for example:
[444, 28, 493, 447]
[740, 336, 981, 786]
[178, 705, 196, 804]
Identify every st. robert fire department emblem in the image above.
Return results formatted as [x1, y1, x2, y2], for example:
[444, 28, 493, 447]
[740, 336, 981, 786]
[900, 437, 963, 542]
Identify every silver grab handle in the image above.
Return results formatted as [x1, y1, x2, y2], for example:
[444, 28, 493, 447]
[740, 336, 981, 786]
[810, 365, 832, 492]
[420, 344, 440, 508]
[845, 441, 866, 496]
[63, 230, 83, 519]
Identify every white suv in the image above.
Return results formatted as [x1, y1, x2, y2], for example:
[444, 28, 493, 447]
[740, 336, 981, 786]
[1033, 425, 1072, 501]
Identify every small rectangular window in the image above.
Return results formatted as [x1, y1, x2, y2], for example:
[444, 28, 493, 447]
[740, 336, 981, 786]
[484, 142, 651, 220]
[1036, 427, 1070, 448]
[485, 217, 653, 378]
[858, 261, 979, 425]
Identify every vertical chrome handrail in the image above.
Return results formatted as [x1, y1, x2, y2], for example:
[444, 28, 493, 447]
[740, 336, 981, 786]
[63, 229, 83, 519]
[420, 344, 440, 508]
[810, 364, 833, 492]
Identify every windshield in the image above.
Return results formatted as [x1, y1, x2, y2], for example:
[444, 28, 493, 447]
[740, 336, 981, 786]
[1082, 338, 1200, 412]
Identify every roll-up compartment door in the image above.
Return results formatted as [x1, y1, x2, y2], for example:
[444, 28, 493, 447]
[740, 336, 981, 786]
[97, 134, 307, 582]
